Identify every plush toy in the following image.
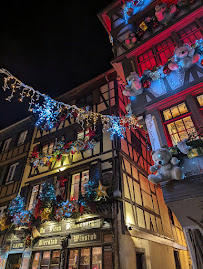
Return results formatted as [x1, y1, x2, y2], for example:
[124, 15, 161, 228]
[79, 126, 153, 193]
[123, 72, 143, 97]
[125, 103, 132, 115]
[148, 148, 184, 184]
[155, 3, 177, 25]
[125, 32, 137, 45]
[177, 139, 191, 154]
[168, 44, 200, 71]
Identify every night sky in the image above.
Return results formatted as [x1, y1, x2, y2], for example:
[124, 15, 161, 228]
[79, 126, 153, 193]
[0, 0, 113, 129]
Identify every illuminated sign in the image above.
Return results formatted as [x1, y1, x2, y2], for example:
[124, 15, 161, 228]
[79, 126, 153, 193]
[69, 231, 101, 246]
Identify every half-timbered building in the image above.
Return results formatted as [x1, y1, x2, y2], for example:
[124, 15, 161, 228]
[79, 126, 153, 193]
[98, 0, 203, 268]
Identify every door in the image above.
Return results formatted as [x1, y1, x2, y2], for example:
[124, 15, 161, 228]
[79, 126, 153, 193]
[6, 254, 22, 269]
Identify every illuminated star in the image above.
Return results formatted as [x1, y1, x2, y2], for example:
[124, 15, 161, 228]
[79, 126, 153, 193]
[95, 181, 110, 197]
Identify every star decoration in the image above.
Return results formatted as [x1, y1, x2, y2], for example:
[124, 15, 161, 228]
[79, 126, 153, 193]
[95, 181, 110, 197]
[40, 208, 52, 222]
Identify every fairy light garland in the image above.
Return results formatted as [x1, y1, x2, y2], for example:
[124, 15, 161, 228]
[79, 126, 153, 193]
[0, 68, 140, 139]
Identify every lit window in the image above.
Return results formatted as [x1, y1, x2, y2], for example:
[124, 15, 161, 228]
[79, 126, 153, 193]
[6, 162, 19, 183]
[17, 130, 28, 145]
[77, 129, 89, 140]
[2, 138, 12, 152]
[197, 94, 203, 107]
[70, 170, 89, 200]
[137, 49, 157, 76]
[162, 103, 197, 145]
[178, 22, 203, 45]
[28, 185, 41, 210]
[156, 37, 175, 66]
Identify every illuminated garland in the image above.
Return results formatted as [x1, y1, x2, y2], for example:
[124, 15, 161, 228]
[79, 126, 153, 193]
[0, 69, 140, 139]
[30, 131, 97, 168]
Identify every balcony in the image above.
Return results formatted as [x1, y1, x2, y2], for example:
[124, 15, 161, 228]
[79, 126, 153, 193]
[161, 155, 203, 228]
[109, 0, 202, 59]
[0, 142, 30, 163]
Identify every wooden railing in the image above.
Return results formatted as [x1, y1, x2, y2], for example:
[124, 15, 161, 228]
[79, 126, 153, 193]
[0, 181, 19, 200]
[0, 142, 29, 163]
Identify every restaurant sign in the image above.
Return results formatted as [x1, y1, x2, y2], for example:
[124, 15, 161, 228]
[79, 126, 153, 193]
[39, 219, 102, 237]
[11, 241, 24, 250]
[69, 231, 101, 246]
[34, 236, 61, 250]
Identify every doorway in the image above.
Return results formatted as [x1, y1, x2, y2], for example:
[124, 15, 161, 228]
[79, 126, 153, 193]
[6, 254, 22, 269]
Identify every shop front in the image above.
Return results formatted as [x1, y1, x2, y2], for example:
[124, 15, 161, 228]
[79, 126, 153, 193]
[2, 218, 113, 269]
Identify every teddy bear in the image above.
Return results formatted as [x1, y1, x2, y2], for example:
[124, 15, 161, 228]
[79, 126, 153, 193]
[123, 72, 143, 97]
[148, 148, 184, 184]
[125, 32, 137, 46]
[155, 2, 177, 25]
[168, 44, 200, 71]
[177, 139, 191, 154]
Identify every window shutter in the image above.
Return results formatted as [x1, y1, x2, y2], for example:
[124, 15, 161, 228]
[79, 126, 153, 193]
[0, 166, 8, 186]
[89, 160, 102, 188]
[20, 185, 29, 205]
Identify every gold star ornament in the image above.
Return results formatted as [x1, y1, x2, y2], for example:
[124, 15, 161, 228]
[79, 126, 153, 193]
[39, 208, 52, 222]
[95, 181, 110, 197]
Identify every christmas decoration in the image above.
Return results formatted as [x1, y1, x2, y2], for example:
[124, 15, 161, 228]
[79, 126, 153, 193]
[7, 195, 25, 216]
[123, 72, 143, 97]
[148, 148, 184, 184]
[142, 79, 151, 88]
[32, 226, 41, 239]
[0, 69, 140, 139]
[125, 32, 137, 45]
[24, 235, 31, 247]
[39, 208, 51, 222]
[155, 2, 177, 25]
[95, 181, 110, 197]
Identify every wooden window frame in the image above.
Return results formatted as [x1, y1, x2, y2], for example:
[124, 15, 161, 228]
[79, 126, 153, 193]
[2, 138, 12, 152]
[70, 170, 89, 201]
[5, 162, 19, 184]
[31, 249, 61, 269]
[17, 130, 28, 146]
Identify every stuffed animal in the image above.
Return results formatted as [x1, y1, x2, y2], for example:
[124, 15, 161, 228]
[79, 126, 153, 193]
[168, 44, 200, 70]
[177, 139, 191, 154]
[125, 32, 137, 45]
[125, 103, 132, 115]
[155, 2, 177, 25]
[148, 148, 184, 184]
[123, 72, 143, 97]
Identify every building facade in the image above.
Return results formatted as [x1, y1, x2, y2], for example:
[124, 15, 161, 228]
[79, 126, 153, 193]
[98, 0, 203, 268]
[1, 68, 191, 269]
[0, 117, 34, 266]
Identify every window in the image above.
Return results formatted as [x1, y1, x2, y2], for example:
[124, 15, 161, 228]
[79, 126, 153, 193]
[77, 129, 90, 140]
[17, 130, 28, 145]
[197, 94, 203, 107]
[5, 162, 19, 183]
[178, 22, 203, 45]
[70, 170, 89, 200]
[2, 138, 12, 152]
[156, 37, 175, 66]
[168, 207, 175, 225]
[0, 206, 7, 218]
[68, 247, 102, 269]
[31, 250, 60, 269]
[174, 251, 181, 269]
[137, 49, 157, 76]
[28, 185, 41, 210]
[162, 103, 197, 145]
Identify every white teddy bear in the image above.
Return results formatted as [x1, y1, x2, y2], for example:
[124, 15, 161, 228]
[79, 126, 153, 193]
[148, 148, 184, 184]
[123, 72, 143, 97]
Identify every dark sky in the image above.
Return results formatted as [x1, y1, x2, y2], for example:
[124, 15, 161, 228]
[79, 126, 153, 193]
[0, 0, 113, 129]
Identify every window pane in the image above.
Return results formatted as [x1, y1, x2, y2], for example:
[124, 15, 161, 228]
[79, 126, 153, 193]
[41, 251, 50, 266]
[80, 248, 90, 269]
[163, 109, 172, 121]
[178, 103, 188, 114]
[92, 247, 102, 269]
[18, 130, 28, 145]
[71, 173, 80, 200]
[81, 170, 89, 195]
[167, 123, 177, 135]
[28, 185, 40, 210]
[183, 116, 194, 129]
[179, 131, 188, 141]
[32, 252, 41, 269]
[68, 249, 79, 269]
[175, 120, 185, 132]
[197, 94, 203, 106]
[171, 134, 180, 145]
[50, 250, 60, 269]
[170, 106, 180, 118]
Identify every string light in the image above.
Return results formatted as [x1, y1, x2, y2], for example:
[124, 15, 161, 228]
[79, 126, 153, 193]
[0, 68, 140, 139]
